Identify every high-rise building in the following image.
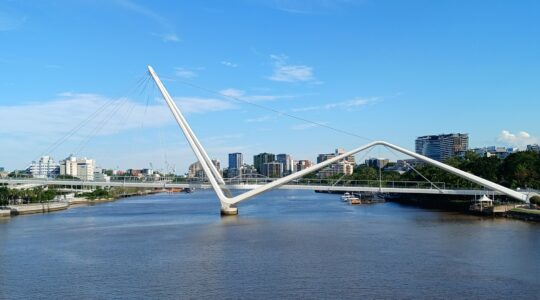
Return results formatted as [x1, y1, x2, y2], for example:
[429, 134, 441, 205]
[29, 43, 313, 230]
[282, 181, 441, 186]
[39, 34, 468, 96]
[253, 153, 275, 174]
[276, 154, 293, 175]
[415, 135, 442, 161]
[228, 153, 243, 170]
[228, 153, 243, 178]
[365, 158, 390, 169]
[335, 148, 356, 164]
[262, 162, 283, 178]
[316, 148, 355, 178]
[295, 160, 313, 172]
[527, 144, 540, 153]
[187, 159, 221, 180]
[317, 153, 335, 164]
[441, 133, 469, 161]
[317, 149, 355, 165]
[240, 164, 259, 178]
[415, 133, 469, 161]
[26, 156, 60, 178]
[59, 155, 96, 181]
[187, 162, 202, 179]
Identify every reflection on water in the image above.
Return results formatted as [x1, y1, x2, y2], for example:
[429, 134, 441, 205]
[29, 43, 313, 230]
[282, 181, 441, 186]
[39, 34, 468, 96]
[1, 189, 539, 299]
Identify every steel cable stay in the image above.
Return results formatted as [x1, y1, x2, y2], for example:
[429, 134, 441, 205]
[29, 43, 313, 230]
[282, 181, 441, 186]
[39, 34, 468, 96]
[382, 145, 443, 192]
[72, 96, 131, 155]
[331, 146, 375, 187]
[170, 78, 375, 143]
[33, 73, 149, 162]
[72, 76, 151, 155]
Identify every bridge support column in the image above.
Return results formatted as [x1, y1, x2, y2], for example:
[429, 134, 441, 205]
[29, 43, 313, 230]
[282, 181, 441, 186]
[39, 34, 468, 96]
[220, 205, 238, 216]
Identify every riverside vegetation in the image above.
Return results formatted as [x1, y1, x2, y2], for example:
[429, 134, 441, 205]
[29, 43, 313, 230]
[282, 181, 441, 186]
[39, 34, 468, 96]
[0, 186, 147, 206]
[318, 150, 540, 190]
[0, 186, 57, 206]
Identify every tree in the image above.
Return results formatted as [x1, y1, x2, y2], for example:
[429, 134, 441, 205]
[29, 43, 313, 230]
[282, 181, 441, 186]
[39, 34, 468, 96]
[499, 152, 540, 189]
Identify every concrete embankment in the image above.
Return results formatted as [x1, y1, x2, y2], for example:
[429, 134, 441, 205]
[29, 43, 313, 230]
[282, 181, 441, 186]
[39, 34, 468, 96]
[1, 190, 169, 218]
[7, 202, 70, 215]
[68, 197, 116, 204]
[0, 209, 11, 218]
[505, 208, 540, 222]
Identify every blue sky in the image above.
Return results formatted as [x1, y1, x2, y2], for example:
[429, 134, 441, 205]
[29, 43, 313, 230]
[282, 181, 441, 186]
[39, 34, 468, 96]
[1, 0, 539, 173]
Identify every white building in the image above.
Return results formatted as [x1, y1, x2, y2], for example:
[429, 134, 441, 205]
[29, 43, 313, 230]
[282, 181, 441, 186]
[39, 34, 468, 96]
[317, 148, 355, 178]
[26, 156, 60, 178]
[466, 146, 518, 160]
[365, 158, 390, 169]
[187, 159, 221, 179]
[93, 167, 110, 182]
[527, 144, 540, 153]
[60, 155, 96, 181]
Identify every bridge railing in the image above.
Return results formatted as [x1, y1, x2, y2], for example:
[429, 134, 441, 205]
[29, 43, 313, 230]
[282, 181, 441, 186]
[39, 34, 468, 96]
[220, 177, 452, 190]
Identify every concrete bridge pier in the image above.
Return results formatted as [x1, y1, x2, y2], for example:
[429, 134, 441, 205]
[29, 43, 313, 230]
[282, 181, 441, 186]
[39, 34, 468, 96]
[221, 204, 238, 216]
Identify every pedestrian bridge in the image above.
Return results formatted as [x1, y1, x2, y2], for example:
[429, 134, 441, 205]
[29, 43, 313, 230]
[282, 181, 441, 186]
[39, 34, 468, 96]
[145, 66, 537, 214]
[3, 66, 536, 215]
[0, 176, 527, 200]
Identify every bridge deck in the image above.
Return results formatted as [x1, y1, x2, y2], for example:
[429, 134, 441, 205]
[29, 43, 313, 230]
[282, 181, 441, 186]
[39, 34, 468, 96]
[0, 178, 505, 196]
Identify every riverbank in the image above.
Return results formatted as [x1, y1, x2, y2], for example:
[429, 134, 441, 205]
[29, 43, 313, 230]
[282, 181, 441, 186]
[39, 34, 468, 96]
[388, 194, 540, 222]
[0, 208, 11, 217]
[0, 189, 166, 217]
[6, 202, 70, 215]
[505, 208, 540, 222]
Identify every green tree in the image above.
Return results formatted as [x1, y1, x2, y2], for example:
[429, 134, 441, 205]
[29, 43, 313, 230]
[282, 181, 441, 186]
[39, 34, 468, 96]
[499, 152, 540, 189]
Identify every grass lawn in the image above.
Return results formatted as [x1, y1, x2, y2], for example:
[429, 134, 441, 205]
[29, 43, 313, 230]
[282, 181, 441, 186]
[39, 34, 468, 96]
[510, 207, 540, 215]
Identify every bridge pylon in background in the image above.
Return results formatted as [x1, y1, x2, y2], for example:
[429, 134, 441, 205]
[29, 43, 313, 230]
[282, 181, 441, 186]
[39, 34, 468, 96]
[147, 65, 530, 215]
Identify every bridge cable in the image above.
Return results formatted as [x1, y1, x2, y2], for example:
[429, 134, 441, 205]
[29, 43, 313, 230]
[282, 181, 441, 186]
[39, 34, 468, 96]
[72, 76, 151, 155]
[382, 145, 443, 192]
[330, 146, 375, 187]
[168, 78, 375, 142]
[34, 73, 149, 162]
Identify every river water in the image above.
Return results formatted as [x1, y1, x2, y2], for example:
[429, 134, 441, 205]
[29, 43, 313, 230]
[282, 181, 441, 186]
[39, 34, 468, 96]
[1, 190, 539, 299]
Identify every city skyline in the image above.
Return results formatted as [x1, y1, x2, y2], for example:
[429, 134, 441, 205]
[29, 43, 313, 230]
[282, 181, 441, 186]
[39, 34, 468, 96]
[1, 1, 539, 172]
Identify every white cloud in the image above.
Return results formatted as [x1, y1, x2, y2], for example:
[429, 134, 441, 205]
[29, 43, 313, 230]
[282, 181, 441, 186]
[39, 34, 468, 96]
[292, 97, 378, 112]
[268, 54, 315, 82]
[0, 92, 236, 169]
[0, 93, 235, 137]
[497, 130, 539, 148]
[175, 67, 197, 79]
[219, 88, 294, 102]
[221, 61, 238, 68]
[0, 93, 171, 137]
[173, 97, 235, 113]
[220, 88, 245, 98]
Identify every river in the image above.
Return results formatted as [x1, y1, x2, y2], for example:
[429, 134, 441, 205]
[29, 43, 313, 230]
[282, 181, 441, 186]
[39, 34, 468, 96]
[1, 190, 539, 299]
